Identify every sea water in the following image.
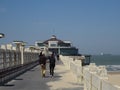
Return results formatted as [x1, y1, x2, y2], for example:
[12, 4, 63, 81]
[91, 55, 120, 71]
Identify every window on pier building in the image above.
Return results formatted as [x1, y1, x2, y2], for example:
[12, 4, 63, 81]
[48, 41, 58, 47]
[59, 43, 71, 47]
[50, 44, 57, 47]
[37, 43, 45, 47]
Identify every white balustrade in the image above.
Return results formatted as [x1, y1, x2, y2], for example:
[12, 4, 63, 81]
[59, 55, 120, 90]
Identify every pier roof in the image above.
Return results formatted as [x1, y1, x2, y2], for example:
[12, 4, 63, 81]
[43, 35, 64, 44]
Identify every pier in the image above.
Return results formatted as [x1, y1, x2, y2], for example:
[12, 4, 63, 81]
[0, 40, 120, 90]
[0, 59, 83, 90]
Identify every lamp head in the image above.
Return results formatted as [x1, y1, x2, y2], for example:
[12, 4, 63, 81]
[0, 33, 5, 38]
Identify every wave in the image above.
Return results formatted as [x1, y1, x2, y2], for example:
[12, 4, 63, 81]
[106, 65, 120, 72]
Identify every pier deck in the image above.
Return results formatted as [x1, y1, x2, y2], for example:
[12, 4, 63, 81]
[0, 61, 83, 90]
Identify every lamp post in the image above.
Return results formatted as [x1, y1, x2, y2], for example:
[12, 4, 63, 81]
[29, 46, 35, 52]
[0, 33, 5, 38]
[13, 41, 26, 65]
[0, 33, 5, 49]
[0, 33, 5, 68]
[30, 45, 39, 51]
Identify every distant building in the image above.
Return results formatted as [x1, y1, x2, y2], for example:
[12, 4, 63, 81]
[35, 35, 78, 55]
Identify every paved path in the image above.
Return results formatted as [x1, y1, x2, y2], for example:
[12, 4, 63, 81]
[0, 61, 83, 90]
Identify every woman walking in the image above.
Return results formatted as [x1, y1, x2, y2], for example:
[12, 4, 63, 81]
[39, 52, 47, 78]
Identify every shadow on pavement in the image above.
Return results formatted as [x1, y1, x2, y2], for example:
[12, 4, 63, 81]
[0, 61, 82, 90]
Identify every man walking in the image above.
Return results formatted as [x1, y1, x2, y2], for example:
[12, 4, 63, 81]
[49, 52, 56, 77]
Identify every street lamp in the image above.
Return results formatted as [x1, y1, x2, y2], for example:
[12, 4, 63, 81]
[13, 41, 24, 51]
[13, 40, 26, 65]
[0, 33, 5, 38]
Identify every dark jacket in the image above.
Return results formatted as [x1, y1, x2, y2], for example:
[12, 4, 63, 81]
[49, 56, 56, 65]
[39, 55, 46, 65]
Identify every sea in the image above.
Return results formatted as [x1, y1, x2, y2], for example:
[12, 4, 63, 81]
[91, 55, 120, 72]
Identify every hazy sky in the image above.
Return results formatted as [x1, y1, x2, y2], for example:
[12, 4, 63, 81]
[0, 0, 120, 55]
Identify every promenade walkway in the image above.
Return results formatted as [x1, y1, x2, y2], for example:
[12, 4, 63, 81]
[0, 60, 83, 90]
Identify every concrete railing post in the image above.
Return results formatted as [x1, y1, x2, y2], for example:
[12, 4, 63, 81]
[13, 41, 26, 65]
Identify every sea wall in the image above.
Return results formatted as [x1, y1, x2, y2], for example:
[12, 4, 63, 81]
[60, 55, 120, 90]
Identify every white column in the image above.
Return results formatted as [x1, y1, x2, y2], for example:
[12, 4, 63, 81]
[58, 46, 60, 54]
[20, 45, 24, 65]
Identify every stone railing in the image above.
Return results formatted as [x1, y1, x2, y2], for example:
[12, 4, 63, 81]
[0, 44, 39, 85]
[60, 55, 120, 90]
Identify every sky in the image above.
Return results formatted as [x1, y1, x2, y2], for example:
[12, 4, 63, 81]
[0, 0, 120, 55]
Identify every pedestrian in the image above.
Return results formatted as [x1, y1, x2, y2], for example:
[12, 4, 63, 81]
[57, 54, 59, 61]
[49, 52, 56, 77]
[39, 52, 47, 78]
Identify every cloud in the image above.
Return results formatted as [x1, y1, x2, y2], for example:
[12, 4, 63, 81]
[0, 8, 7, 13]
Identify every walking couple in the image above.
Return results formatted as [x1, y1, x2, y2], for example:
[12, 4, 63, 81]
[39, 51, 56, 78]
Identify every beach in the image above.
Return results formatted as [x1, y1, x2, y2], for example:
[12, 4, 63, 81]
[108, 72, 120, 86]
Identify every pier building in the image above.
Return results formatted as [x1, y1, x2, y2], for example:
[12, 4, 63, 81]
[35, 35, 78, 55]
